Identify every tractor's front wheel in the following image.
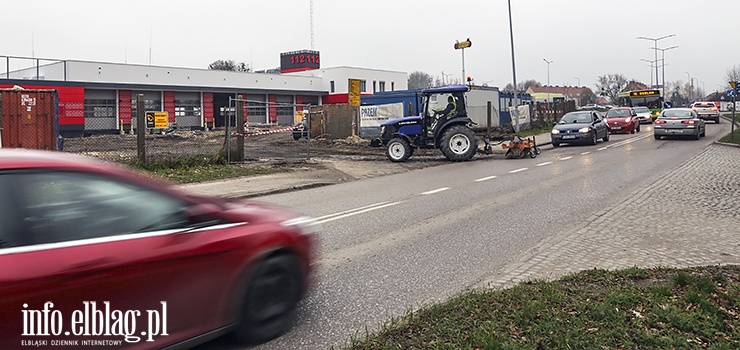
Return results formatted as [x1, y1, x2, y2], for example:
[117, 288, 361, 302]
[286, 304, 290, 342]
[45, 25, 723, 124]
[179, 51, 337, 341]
[386, 137, 412, 162]
[440, 125, 477, 161]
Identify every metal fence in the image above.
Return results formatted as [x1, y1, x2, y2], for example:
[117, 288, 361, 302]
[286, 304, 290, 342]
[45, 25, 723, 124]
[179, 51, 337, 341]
[63, 130, 227, 163]
[1, 92, 377, 165]
[62, 96, 314, 164]
[224, 96, 312, 163]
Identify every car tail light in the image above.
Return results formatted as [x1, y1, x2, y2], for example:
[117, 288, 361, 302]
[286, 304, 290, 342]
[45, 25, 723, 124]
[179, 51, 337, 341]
[711, 107, 717, 111]
[655, 120, 667, 124]
[681, 120, 696, 125]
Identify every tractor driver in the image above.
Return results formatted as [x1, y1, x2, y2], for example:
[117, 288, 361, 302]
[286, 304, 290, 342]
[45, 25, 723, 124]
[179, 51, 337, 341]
[429, 95, 457, 135]
[436, 95, 458, 119]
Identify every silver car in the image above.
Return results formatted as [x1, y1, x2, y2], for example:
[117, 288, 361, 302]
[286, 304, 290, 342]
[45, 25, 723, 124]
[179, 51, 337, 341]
[653, 108, 706, 140]
[632, 106, 653, 124]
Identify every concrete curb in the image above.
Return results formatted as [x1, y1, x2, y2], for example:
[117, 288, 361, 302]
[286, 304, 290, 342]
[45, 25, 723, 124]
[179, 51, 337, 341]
[714, 141, 740, 148]
[232, 182, 334, 199]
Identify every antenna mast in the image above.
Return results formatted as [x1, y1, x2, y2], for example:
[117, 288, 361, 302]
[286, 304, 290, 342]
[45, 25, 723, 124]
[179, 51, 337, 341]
[310, 0, 315, 49]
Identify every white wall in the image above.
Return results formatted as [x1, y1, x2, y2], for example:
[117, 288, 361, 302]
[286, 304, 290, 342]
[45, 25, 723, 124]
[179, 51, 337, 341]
[68, 61, 325, 92]
[5, 61, 408, 97]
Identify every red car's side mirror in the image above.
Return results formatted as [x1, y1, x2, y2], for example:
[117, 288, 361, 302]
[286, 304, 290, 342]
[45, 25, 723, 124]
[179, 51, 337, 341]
[184, 203, 222, 226]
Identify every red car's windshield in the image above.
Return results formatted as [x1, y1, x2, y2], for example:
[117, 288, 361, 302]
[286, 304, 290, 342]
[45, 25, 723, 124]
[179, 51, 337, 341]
[607, 110, 630, 117]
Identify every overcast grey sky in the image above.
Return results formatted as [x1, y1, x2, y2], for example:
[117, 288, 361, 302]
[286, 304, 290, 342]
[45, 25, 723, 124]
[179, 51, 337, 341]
[1, 0, 737, 93]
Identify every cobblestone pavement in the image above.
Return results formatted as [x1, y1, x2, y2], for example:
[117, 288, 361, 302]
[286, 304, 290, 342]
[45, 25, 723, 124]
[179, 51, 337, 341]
[479, 143, 740, 289]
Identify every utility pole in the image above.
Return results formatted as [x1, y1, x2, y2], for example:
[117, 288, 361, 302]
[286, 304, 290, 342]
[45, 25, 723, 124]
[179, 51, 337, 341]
[507, 0, 520, 133]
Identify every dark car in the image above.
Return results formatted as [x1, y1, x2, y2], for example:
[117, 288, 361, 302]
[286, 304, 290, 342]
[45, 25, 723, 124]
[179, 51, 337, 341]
[604, 107, 640, 134]
[0, 149, 315, 349]
[551, 110, 609, 147]
[654, 108, 706, 140]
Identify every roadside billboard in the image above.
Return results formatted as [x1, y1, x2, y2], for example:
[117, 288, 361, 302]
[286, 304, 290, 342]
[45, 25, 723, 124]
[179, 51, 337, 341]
[359, 102, 403, 138]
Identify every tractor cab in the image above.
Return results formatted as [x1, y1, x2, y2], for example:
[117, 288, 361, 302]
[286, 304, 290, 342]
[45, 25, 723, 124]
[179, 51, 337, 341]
[422, 85, 469, 137]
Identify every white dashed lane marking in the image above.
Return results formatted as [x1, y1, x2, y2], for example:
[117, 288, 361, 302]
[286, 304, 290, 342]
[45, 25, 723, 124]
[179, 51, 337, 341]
[475, 175, 498, 182]
[421, 187, 450, 195]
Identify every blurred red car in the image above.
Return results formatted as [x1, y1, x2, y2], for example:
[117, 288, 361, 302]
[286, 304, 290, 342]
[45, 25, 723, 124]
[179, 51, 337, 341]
[604, 107, 641, 134]
[0, 149, 315, 349]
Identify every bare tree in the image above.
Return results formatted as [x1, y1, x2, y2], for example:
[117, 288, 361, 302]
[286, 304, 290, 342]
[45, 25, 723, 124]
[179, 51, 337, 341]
[666, 80, 688, 107]
[432, 76, 463, 87]
[208, 60, 251, 72]
[595, 74, 629, 103]
[408, 71, 434, 90]
[578, 89, 597, 106]
[502, 79, 541, 92]
[725, 64, 740, 84]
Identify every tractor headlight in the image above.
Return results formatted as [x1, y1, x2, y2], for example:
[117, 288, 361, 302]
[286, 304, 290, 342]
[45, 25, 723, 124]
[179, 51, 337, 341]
[380, 125, 386, 136]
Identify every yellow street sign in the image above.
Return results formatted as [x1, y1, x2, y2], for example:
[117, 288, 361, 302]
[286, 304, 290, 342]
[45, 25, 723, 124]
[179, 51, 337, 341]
[146, 111, 169, 128]
[348, 78, 361, 107]
[454, 38, 472, 50]
[731, 81, 737, 89]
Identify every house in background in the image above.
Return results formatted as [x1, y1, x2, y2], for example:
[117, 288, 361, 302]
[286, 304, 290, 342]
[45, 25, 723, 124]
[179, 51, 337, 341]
[526, 85, 596, 107]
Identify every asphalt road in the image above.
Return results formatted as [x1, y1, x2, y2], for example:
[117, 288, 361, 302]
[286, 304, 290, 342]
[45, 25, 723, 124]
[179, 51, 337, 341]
[197, 121, 732, 350]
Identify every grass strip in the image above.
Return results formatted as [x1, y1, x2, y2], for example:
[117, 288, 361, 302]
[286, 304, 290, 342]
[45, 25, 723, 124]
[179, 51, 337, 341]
[344, 266, 740, 349]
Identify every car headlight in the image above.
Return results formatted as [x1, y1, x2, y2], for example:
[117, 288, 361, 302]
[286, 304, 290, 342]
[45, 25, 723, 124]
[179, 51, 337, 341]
[578, 127, 591, 133]
[624, 118, 631, 123]
[551, 129, 560, 134]
[380, 126, 386, 135]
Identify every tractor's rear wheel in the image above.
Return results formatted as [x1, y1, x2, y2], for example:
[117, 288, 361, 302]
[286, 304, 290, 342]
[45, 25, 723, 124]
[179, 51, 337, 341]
[386, 137, 412, 162]
[440, 125, 476, 161]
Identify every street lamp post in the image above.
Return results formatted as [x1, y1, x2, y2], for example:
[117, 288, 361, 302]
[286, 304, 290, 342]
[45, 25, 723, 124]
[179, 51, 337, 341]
[637, 34, 675, 89]
[441, 71, 451, 85]
[574, 77, 580, 86]
[655, 46, 678, 99]
[507, 0, 520, 133]
[640, 59, 658, 86]
[683, 71, 692, 102]
[543, 58, 552, 103]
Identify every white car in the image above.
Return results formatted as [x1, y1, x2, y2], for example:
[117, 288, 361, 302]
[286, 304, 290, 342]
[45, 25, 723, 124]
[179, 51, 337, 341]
[632, 106, 653, 124]
[690, 102, 721, 124]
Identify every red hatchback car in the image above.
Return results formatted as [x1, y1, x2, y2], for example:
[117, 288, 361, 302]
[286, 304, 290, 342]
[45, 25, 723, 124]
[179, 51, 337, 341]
[0, 149, 315, 349]
[604, 107, 641, 134]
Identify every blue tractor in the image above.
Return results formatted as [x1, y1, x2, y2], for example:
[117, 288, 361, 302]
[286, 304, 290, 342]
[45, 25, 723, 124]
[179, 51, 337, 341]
[370, 85, 478, 162]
